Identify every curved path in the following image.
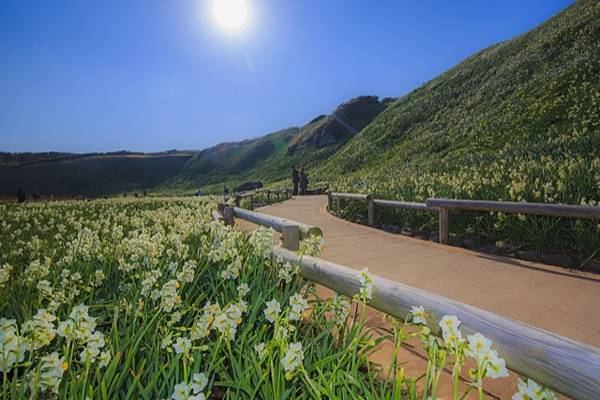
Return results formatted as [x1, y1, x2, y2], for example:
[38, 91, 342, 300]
[240, 195, 600, 398]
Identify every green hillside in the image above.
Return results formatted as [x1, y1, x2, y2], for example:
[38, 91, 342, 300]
[0, 151, 197, 197]
[163, 95, 391, 193]
[324, 1, 599, 181]
[1, 95, 390, 197]
[321, 0, 600, 260]
[288, 96, 394, 152]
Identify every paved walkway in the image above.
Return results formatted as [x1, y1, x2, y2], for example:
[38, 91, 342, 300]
[239, 195, 600, 399]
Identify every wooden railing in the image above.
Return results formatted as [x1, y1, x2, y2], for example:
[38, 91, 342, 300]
[329, 192, 600, 245]
[217, 204, 321, 251]
[233, 188, 292, 210]
[212, 206, 600, 400]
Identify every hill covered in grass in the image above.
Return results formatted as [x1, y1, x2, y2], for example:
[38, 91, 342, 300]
[323, 0, 599, 194]
[320, 0, 600, 261]
[1, 95, 390, 197]
[0, 151, 197, 197]
[288, 96, 394, 152]
[167, 95, 391, 192]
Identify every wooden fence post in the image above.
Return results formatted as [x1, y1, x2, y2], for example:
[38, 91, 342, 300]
[367, 194, 375, 226]
[223, 206, 234, 226]
[267, 191, 271, 204]
[249, 195, 254, 210]
[439, 207, 449, 244]
[234, 195, 241, 207]
[211, 210, 224, 223]
[282, 224, 300, 251]
[327, 192, 333, 211]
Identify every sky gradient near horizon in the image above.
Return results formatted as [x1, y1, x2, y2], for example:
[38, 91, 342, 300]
[1, 0, 573, 153]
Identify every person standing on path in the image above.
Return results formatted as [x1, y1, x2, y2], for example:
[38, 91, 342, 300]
[299, 168, 308, 195]
[292, 167, 299, 196]
[17, 187, 26, 203]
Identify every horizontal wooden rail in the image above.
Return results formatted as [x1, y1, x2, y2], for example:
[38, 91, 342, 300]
[426, 198, 600, 220]
[329, 192, 431, 227]
[234, 188, 292, 209]
[273, 247, 600, 400]
[328, 192, 600, 245]
[214, 207, 300, 250]
[238, 188, 291, 196]
[232, 206, 322, 239]
[330, 192, 370, 201]
[373, 198, 437, 212]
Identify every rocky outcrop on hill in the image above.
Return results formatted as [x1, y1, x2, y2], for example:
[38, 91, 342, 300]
[287, 96, 391, 153]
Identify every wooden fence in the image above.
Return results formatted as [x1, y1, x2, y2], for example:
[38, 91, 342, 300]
[328, 192, 600, 245]
[234, 184, 329, 210]
[218, 204, 321, 251]
[233, 188, 293, 210]
[213, 206, 600, 400]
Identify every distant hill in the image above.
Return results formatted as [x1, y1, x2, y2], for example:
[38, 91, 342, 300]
[1, 95, 390, 197]
[0, 151, 196, 197]
[0, 152, 83, 169]
[168, 95, 391, 192]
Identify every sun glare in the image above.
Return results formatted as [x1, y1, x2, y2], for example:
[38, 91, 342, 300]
[212, 0, 249, 31]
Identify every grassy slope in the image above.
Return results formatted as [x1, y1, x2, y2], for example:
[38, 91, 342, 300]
[164, 128, 337, 194]
[166, 128, 300, 193]
[319, 0, 600, 258]
[0, 152, 197, 197]
[324, 0, 599, 192]
[2, 94, 387, 197]
[162, 96, 389, 193]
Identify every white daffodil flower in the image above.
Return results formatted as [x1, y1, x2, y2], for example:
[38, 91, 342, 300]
[466, 332, 493, 363]
[173, 337, 192, 354]
[264, 299, 281, 323]
[410, 305, 427, 325]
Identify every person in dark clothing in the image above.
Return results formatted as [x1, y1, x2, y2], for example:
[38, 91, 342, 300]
[17, 188, 26, 203]
[223, 186, 229, 196]
[292, 167, 299, 196]
[299, 168, 308, 195]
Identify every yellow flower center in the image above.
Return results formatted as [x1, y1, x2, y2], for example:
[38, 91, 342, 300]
[62, 362, 69, 371]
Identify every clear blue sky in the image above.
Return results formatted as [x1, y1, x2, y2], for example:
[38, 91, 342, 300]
[0, 0, 572, 153]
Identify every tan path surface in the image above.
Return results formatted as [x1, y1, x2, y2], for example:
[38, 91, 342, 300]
[239, 195, 600, 399]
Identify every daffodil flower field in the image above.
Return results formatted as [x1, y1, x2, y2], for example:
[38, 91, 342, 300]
[328, 153, 600, 264]
[0, 198, 557, 399]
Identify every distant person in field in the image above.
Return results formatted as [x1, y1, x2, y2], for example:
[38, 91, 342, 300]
[292, 167, 299, 196]
[299, 168, 308, 195]
[17, 188, 26, 203]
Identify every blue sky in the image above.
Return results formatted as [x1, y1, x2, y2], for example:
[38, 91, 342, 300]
[0, 0, 572, 153]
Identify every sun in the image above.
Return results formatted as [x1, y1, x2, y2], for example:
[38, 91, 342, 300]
[212, 0, 249, 30]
